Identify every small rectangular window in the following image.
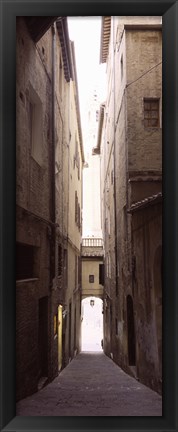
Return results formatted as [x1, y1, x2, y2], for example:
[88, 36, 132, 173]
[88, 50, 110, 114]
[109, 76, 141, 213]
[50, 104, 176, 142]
[29, 85, 43, 165]
[75, 191, 78, 224]
[16, 242, 39, 280]
[78, 157, 80, 180]
[144, 98, 160, 128]
[89, 275, 94, 283]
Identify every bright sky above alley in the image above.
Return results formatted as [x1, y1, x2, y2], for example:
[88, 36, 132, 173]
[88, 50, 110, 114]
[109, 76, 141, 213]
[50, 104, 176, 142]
[68, 17, 106, 143]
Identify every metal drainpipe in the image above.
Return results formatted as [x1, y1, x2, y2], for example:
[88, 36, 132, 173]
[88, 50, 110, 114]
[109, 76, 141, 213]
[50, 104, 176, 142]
[124, 85, 130, 273]
[67, 81, 70, 245]
[47, 22, 56, 382]
[113, 17, 119, 306]
[61, 101, 64, 295]
[51, 24, 56, 281]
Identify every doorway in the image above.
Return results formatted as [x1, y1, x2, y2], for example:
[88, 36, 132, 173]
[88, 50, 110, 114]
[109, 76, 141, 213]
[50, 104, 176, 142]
[153, 245, 162, 374]
[38, 296, 48, 378]
[58, 305, 63, 371]
[81, 297, 103, 352]
[68, 301, 72, 358]
[127, 295, 136, 366]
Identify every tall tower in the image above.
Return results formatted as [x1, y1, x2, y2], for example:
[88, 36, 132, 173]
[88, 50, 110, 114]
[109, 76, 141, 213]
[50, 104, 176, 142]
[82, 87, 103, 238]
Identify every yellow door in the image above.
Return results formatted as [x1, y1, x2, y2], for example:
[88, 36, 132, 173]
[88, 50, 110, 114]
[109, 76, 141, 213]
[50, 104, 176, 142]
[58, 305, 63, 371]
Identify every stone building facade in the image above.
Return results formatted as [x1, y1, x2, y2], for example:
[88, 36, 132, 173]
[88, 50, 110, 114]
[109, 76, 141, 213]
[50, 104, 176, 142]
[97, 16, 162, 393]
[16, 17, 84, 401]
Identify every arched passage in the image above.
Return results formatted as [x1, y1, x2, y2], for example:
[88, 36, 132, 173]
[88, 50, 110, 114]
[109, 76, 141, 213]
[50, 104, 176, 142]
[153, 245, 162, 373]
[127, 295, 136, 366]
[81, 297, 103, 352]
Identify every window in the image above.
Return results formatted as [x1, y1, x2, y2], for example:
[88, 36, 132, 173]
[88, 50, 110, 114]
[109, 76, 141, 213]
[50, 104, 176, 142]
[96, 110, 99, 122]
[59, 56, 63, 99]
[99, 264, 104, 285]
[78, 256, 81, 286]
[144, 98, 160, 128]
[16, 242, 39, 280]
[75, 191, 78, 224]
[64, 249, 68, 287]
[74, 135, 80, 180]
[78, 203, 80, 230]
[75, 255, 78, 290]
[75, 191, 81, 230]
[74, 135, 78, 168]
[58, 244, 62, 277]
[120, 54, 123, 81]
[29, 85, 43, 165]
[78, 157, 80, 180]
[89, 275, 94, 283]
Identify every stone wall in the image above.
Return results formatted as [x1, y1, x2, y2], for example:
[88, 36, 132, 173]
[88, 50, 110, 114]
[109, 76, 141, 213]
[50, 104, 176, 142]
[100, 16, 162, 393]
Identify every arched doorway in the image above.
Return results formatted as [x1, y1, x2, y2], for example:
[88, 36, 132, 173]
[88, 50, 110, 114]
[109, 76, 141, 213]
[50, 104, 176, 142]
[81, 297, 103, 352]
[127, 295, 136, 365]
[153, 245, 162, 373]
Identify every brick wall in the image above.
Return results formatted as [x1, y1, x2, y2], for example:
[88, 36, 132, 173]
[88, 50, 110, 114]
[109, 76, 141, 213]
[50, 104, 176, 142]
[100, 17, 162, 393]
[126, 30, 162, 173]
[16, 18, 66, 401]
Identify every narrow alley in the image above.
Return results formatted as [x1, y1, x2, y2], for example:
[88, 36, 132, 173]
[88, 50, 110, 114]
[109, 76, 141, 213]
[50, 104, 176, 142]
[15, 15, 163, 417]
[16, 352, 162, 416]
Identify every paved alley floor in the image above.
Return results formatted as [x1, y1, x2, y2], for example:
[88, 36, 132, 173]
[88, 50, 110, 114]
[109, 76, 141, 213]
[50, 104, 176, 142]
[16, 352, 162, 416]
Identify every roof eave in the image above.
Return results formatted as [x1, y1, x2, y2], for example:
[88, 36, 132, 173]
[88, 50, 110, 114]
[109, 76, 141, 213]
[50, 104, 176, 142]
[100, 16, 111, 64]
[70, 41, 85, 164]
[127, 192, 162, 214]
[25, 16, 58, 43]
[56, 17, 73, 83]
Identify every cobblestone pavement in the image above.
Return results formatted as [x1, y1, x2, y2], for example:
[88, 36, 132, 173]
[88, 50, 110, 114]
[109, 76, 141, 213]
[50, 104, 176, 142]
[16, 352, 162, 416]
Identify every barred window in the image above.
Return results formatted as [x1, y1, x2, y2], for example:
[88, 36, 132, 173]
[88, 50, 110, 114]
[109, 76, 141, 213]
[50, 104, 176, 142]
[144, 98, 160, 128]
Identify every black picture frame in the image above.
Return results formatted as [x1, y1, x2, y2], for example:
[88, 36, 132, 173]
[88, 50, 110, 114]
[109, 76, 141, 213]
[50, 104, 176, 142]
[0, 0, 177, 431]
